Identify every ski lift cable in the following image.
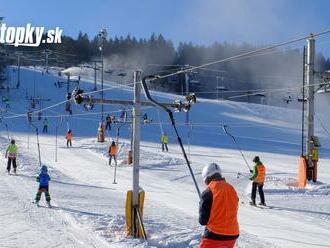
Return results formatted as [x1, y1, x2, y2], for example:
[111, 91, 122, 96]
[315, 114, 330, 138]
[156, 109, 164, 134]
[222, 125, 251, 171]
[3, 81, 137, 118]
[149, 29, 330, 81]
[30, 123, 42, 167]
[142, 75, 202, 199]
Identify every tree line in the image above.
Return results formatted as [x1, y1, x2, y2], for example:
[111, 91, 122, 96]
[3, 32, 330, 103]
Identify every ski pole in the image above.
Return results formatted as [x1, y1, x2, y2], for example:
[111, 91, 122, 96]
[142, 75, 201, 199]
[31, 123, 42, 167]
[222, 125, 251, 171]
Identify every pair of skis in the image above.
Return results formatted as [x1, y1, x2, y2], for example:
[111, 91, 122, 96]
[33, 201, 52, 208]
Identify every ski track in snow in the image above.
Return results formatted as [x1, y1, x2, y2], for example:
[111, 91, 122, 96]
[0, 67, 330, 247]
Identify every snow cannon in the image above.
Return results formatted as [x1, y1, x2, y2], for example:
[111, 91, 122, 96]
[173, 93, 197, 113]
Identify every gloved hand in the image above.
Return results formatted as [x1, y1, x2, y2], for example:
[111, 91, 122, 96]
[249, 170, 253, 173]
[249, 177, 253, 181]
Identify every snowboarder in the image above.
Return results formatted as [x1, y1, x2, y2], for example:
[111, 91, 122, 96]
[108, 141, 118, 166]
[161, 133, 168, 152]
[66, 129, 73, 147]
[105, 114, 112, 130]
[35, 165, 51, 207]
[5, 139, 18, 175]
[199, 163, 239, 248]
[249, 156, 266, 206]
[42, 118, 49, 133]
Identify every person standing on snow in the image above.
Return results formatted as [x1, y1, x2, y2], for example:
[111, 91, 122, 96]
[42, 117, 49, 133]
[161, 132, 168, 152]
[35, 165, 51, 207]
[66, 129, 73, 147]
[199, 163, 239, 248]
[108, 141, 118, 166]
[105, 114, 112, 130]
[249, 156, 266, 206]
[5, 139, 18, 175]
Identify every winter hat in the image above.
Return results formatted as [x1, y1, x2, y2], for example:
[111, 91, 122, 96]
[253, 156, 260, 163]
[202, 163, 222, 181]
[41, 165, 48, 173]
[11, 139, 15, 144]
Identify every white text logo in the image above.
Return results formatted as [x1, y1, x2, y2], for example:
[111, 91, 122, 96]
[0, 23, 63, 47]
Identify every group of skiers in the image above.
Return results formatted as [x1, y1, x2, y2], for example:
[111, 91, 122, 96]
[199, 157, 266, 248]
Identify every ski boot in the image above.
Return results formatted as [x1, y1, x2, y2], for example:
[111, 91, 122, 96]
[259, 202, 266, 206]
[249, 201, 256, 206]
[46, 201, 52, 208]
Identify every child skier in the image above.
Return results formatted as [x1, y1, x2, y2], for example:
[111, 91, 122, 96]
[66, 129, 73, 147]
[161, 133, 168, 152]
[5, 139, 18, 175]
[108, 141, 118, 166]
[35, 165, 51, 207]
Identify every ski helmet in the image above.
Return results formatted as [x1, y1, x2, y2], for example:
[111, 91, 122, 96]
[202, 163, 222, 181]
[10, 139, 15, 144]
[41, 165, 48, 173]
[253, 156, 260, 163]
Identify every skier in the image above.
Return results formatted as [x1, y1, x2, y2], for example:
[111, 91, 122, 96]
[143, 113, 151, 124]
[66, 129, 73, 147]
[249, 156, 266, 206]
[161, 132, 168, 152]
[108, 141, 118, 166]
[199, 163, 239, 248]
[42, 117, 49, 133]
[5, 139, 18, 175]
[38, 111, 42, 121]
[105, 114, 112, 130]
[35, 165, 51, 207]
[2, 96, 10, 109]
[120, 110, 126, 123]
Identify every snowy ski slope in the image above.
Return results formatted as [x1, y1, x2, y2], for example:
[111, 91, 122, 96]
[0, 67, 329, 248]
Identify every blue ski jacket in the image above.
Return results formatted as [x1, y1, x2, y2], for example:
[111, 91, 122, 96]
[37, 172, 51, 187]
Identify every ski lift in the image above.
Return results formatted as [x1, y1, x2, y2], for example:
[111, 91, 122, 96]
[186, 93, 197, 104]
[72, 87, 85, 104]
[173, 93, 197, 112]
[82, 95, 94, 111]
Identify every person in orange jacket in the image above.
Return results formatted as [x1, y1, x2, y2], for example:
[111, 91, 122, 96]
[249, 156, 266, 206]
[199, 163, 239, 248]
[108, 141, 118, 166]
[66, 129, 73, 148]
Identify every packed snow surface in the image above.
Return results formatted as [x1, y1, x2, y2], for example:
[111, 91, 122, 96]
[0, 67, 329, 247]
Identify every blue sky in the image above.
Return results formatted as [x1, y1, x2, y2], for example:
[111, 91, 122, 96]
[1, 0, 330, 57]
